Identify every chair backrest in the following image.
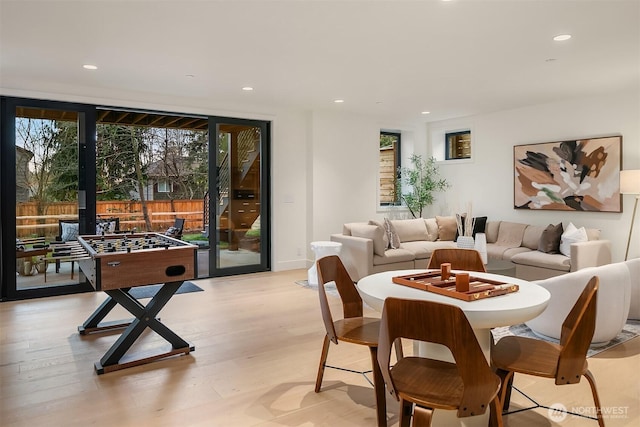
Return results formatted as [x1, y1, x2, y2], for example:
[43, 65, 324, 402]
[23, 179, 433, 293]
[316, 255, 363, 344]
[378, 297, 500, 418]
[556, 276, 599, 385]
[174, 217, 185, 231]
[427, 248, 487, 272]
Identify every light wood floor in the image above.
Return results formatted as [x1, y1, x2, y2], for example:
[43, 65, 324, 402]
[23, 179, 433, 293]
[1, 269, 638, 426]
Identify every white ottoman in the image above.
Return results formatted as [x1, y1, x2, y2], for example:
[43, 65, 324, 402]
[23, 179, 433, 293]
[308, 241, 342, 286]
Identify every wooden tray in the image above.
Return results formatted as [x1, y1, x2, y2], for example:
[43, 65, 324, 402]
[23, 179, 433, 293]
[392, 271, 519, 301]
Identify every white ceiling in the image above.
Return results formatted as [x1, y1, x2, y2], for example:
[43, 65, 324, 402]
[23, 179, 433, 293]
[1, 0, 639, 124]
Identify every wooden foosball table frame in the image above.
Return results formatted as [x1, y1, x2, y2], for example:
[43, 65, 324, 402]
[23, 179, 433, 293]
[75, 233, 198, 374]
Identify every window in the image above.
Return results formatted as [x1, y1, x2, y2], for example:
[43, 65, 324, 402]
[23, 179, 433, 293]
[379, 131, 401, 205]
[157, 179, 173, 193]
[445, 130, 471, 160]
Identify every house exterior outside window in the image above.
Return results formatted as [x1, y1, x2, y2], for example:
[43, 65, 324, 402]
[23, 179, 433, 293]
[157, 180, 173, 193]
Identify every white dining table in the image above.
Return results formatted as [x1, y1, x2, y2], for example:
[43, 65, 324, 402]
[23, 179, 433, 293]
[357, 269, 551, 427]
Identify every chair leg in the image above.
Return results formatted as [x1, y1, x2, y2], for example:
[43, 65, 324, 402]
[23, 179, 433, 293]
[496, 369, 514, 412]
[583, 370, 605, 427]
[399, 398, 413, 427]
[369, 346, 387, 427]
[412, 404, 434, 427]
[315, 334, 331, 393]
[489, 395, 504, 427]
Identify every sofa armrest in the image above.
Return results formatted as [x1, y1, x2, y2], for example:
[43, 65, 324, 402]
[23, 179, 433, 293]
[570, 240, 612, 272]
[330, 234, 374, 281]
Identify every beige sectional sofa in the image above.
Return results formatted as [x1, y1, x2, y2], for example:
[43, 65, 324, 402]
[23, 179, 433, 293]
[330, 217, 611, 281]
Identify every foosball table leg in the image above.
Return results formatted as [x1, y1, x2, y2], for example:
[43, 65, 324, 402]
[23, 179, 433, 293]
[92, 281, 194, 374]
[78, 288, 133, 334]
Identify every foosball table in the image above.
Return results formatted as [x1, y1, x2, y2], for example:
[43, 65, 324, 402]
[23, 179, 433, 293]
[75, 233, 198, 374]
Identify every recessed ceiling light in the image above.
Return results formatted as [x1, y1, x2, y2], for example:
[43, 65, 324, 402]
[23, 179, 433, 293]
[421, 111, 431, 115]
[553, 34, 572, 41]
[334, 99, 344, 103]
[242, 86, 254, 91]
[83, 64, 98, 70]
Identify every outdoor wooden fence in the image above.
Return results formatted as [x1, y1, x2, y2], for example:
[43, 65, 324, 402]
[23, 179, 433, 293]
[16, 200, 205, 238]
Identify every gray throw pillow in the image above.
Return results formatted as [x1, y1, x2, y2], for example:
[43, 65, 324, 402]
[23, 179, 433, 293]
[61, 222, 79, 242]
[538, 223, 564, 254]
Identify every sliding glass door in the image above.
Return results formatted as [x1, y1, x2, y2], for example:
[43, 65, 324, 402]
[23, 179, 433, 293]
[208, 117, 270, 276]
[1, 98, 271, 300]
[1, 98, 95, 299]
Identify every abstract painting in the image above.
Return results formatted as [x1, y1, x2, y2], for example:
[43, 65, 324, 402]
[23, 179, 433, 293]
[514, 136, 621, 212]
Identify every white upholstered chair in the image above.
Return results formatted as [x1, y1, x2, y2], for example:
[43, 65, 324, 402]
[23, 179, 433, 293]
[525, 259, 638, 345]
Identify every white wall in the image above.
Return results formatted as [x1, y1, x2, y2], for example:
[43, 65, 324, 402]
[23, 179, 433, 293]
[427, 90, 640, 262]
[5, 87, 637, 271]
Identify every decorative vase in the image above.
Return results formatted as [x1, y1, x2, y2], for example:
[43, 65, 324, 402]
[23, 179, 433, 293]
[456, 235, 475, 249]
[18, 260, 34, 276]
[35, 260, 47, 274]
[474, 232, 488, 264]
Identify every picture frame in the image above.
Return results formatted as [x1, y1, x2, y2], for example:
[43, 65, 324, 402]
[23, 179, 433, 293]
[513, 136, 622, 212]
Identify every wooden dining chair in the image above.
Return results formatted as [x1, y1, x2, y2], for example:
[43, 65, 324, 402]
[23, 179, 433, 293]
[378, 297, 503, 427]
[427, 248, 487, 272]
[491, 276, 603, 427]
[315, 255, 387, 427]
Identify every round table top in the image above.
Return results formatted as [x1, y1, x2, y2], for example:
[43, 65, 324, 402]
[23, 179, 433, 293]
[357, 269, 550, 329]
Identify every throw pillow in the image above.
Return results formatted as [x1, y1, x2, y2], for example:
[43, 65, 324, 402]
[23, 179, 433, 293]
[368, 220, 390, 251]
[435, 216, 457, 241]
[384, 218, 401, 249]
[352, 223, 387, 256]
[454, 215, 488, 239]
[538, 223, 564, 254]
[424, 218, 439, 242]
[390, 218, 429, 242]
[96, 220, 117, 235]
[559, 222, 588, 257]
[61, 222, 79, 242]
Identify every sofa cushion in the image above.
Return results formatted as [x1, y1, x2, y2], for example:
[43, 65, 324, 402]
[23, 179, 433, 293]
[384, 218, 401, 249]
[559, 222, 588, 257]
[511, 250, 570, 272]
[485, 221, 500, 243]
[342, 222, 365, 236]
[496, 222, 528, 247]
[487, 244, 531, 261]
[586, 228, 601, 241]
[400, 240, 457, 260]
[538, 223, 564, 254]
[424, 218, 439, 242]
[351, 223, 387, 256]
[522, 225, 546, 250]
[391, 218, 429, 242]
[373, 248, 415, 266]
[435, 216, 457, 241]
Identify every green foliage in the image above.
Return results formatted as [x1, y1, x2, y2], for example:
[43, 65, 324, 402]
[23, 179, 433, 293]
[397, 154, 450, 218]
[244, 228, 261, 238]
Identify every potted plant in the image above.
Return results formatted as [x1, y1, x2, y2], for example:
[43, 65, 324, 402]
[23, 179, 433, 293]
[397, 154, 450, 218]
